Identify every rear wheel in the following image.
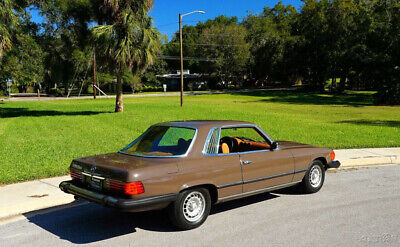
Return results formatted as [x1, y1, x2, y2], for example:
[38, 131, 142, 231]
[168, 187, 211, 230]
[300, 160, 325, 193]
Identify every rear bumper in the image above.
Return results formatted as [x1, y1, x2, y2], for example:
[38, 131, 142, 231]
[59, 181, 177, 210]
[327, 160, 341, 169]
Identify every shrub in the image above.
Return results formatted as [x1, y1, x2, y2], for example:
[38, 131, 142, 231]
[48, 88, 64, 97]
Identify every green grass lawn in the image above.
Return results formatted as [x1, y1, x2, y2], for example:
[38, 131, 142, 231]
[1, 90, 399, 184]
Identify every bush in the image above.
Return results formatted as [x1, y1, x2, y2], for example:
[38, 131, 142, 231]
[48, 88, 64, 97]
[374, 84, 400, 105]
[136, 85, 163, 92]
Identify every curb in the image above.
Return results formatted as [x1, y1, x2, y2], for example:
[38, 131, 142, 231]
[330, 163, 396, 171]
[338, 156, 399, 168]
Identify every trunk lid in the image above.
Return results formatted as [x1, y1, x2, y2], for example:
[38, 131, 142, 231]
[72, 152, 178, 181]
[70, 152, 179, 195]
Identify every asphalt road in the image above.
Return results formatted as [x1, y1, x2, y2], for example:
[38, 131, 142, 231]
[1, 165, 399, 247]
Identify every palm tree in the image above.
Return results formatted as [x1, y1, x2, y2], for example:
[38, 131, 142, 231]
[0, 0, 19, 59]
[92, 0, 161, 112]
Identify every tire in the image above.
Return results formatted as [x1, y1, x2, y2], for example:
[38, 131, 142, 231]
[168, 187, 211, 230]
[300, 160, 325, 193]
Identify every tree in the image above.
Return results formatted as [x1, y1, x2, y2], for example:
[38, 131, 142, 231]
[163, 25, 203, 73]
[139, 58, 167, 86]
[1, 9, 44, 92]
[163, 15, 240, 76]
[295, 0, 333, 92]
[1, 33, 44, 92]
[38, 0, 94, 94]
[92, 0, 161, 112]
[243, 2, 299, 84]
[367, 0, 400, 105]
[199, 23, 250, 87]
[0, 0, 20, 59]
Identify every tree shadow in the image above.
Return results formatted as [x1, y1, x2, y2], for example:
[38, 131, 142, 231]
[0, 108, 107, 118]
[25, 193, 279, 244]
[336, 120, 400, 128]
[229, 90, 374, 107]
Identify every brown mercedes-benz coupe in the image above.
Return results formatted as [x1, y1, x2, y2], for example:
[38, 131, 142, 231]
[60, 120, 340, 230]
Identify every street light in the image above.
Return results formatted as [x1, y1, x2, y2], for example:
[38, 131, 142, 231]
[179, 10, 205, 107]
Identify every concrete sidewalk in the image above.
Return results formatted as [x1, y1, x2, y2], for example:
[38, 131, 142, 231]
[0, 176, 74, 220]
[0, 147, 399, 222]
[336, 147, 400, 168]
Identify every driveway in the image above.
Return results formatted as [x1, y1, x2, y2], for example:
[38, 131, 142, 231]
[0, 165, 399, 246]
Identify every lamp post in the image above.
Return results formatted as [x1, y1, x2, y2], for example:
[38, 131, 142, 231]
[179, 10, 205, 107]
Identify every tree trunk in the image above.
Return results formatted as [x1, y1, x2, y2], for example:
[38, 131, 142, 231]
[316, 75, 325, 93]
[131, 74, 138, 94]
[338, 76, 346, 93]
[332, 76, 336, 93]
[115, 73, 123, 112]
[17, 85, 28, 93]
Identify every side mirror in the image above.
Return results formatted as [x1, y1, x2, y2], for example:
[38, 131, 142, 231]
[270, 141, 277, 150]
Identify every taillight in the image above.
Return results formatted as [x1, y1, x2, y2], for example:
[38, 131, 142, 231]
[125, 182, 145, 195]
[330, 151, 335, 161]
[107, 180, 144, 195]
[69, 168, 83, 180]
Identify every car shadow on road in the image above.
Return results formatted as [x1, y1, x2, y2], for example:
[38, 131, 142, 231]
[210, 192, 279, 215]
[25, 193, 279, 244]
[272, 185, 305, 195]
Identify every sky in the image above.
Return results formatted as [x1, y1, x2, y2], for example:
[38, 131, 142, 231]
[30, 0, 303, 38]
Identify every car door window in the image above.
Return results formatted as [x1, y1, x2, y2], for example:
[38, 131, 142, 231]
[219, 127, 271, 154]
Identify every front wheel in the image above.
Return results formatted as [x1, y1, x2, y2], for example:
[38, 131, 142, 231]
[300, 160, 325, 193]
[168, 187, 211, 230]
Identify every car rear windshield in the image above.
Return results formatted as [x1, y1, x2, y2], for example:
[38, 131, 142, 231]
[120, 126, 196, 157]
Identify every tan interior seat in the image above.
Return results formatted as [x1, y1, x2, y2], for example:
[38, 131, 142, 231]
[221, 143, 230, 154]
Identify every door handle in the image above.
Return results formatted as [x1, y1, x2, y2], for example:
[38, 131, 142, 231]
[241, 160, 253, 165]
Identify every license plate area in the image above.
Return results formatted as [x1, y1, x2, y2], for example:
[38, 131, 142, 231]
[84, 175, 103, 191]
[90, 177, 102, 190]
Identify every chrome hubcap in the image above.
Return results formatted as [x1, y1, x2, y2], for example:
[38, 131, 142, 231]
[309, 166, 322, 188]
[183, 191, 205, 222]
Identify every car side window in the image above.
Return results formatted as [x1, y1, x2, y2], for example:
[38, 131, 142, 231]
[204, 128, 220, 154]
[218, 127, 270, 154]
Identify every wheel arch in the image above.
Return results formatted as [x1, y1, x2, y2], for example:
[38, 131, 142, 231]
[313, 157, 328, 170]
[179, 183, 218, 204]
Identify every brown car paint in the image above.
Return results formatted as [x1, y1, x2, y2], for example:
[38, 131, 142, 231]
[63, 120, 336, 211]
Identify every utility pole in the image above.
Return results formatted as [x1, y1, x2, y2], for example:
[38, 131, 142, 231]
[92, 24, 97, 99]
[178, 10, 205, 107]
[93, 46, 97, 99]
[179, 13, 183, 107]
